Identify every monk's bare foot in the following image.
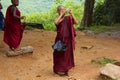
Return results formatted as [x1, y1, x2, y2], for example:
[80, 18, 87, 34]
[55, 71, 68, 76]
[14, 47, 21, 51]
[9, 47, 15, 51]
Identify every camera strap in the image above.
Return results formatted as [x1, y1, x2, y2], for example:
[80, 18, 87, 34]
[63, 17, 67, 42]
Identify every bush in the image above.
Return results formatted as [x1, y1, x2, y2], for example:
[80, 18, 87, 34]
[25, 12, 57, 30]
[93, 0, 120, 25]
[86, 24, 120, 34]
[25, 1, 83, 30]
[91, 57, 117, 66]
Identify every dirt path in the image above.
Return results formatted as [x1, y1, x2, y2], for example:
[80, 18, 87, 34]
[0, 30, 120, 80]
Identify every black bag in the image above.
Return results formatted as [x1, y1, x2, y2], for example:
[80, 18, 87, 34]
[52, 40, 67, 52]
[52, 18, 67, 52]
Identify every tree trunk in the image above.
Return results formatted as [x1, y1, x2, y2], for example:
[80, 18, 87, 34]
[81, 0, 95, 27]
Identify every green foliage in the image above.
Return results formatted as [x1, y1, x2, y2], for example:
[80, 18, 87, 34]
[25, 26, 34, 30]
[85, 24, 120, 34]
[25, 12, 57, 30]
[1, 0, 80, 14]
[25, 1, 83, 30]
[93, 0, 120, 25]
[1, 0, 54, 14]
[1, 0, 83, 30]
[54, 0, 64, 4]
[97, 75, 116, 80]
[64, 1, 83, 29]
[91, 57, 117, 66]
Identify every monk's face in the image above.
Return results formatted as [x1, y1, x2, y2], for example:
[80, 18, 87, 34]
[58, 6, 66, 15]
[12, 0, 19, 6]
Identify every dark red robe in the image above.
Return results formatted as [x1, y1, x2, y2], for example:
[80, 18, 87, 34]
[53, 16, 76, 73]
[3, 5, 25, 49]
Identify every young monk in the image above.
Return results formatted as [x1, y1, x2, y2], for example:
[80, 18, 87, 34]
[4, 0, 26, 51]
[53, 5, 78, 76]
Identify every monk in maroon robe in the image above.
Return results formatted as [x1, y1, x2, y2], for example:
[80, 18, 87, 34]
[4, 0, 25, 51]
[53, 5, 78, 76]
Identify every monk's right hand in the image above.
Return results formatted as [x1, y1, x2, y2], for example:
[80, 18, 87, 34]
[60, 9, 66, 16]
[20, 16, 26, 19]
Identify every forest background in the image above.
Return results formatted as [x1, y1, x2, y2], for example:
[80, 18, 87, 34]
[1, 0, 120, 32]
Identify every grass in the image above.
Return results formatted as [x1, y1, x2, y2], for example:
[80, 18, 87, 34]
[92, 57, 118, 80]
[25, 26, 34, 30]
[81, 24, 120, 34]
[97, 75, 117, 80]
[91, 57, 117, 66]
[25, 24, 120, 33]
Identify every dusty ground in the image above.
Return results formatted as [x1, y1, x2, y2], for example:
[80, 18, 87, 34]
[0, 30, 120, 80]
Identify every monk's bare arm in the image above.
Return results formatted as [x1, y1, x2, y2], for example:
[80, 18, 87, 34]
[13, 7, 24, 19]
[54, 10, 66, 25]
[69, 11, 78, 25]
[54, 14, 64, 25]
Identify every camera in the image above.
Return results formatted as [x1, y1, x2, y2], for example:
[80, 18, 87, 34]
[66, 9, 70, 13]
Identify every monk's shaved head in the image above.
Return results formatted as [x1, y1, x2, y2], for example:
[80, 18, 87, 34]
[57, 5, 65, 12]
[11, 0, 19, 6]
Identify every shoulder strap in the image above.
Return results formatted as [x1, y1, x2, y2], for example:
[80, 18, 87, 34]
[63, 17, 67, 41]
[0, 11, 4, 18]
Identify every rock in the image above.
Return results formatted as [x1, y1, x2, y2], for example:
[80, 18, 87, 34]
[100, 63, 120, 80]
[80, 32, 86, 36]
[81, 45, 94, 49]
[68, 77, 77, 80]
[97, 31, 120, 39]
[83, 30, 94, 35]
[26, 23, 44, 29]
[16, 78, 20, 80]
[36, 74, 41, 77]
[114, 62, 120, 66]
[20, 46, 33, 54]
[6, 46, 33, 57]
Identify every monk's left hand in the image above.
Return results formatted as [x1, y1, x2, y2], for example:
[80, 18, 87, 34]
[69, 10, 73, 15]
[20, 16, 26, 19]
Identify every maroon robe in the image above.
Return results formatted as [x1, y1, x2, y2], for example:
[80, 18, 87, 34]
[53, 16, 76, 73]
[3, 5, 25, 49]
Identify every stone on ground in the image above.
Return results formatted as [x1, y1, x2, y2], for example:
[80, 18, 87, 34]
[100, 63, 120, 80]
[6, 46, 33, 57]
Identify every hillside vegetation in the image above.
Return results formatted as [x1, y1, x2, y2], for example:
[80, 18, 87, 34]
[1, 0, 85, 30]
[1, 0, 80, 14]
[1, 0, 54, 14]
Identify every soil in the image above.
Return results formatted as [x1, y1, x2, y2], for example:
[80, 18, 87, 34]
[0, 30, 120, 80]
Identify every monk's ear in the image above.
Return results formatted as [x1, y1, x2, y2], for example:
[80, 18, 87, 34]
[11, 0, 15, 3]
[0, 3, 3, 9]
